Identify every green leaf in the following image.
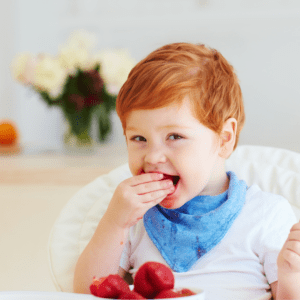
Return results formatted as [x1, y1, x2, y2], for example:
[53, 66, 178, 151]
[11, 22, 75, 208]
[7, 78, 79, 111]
[63, 106, 93, 138]
[101, 86, 117, 112]
[94, 104, 112, 142]
[61, 71, 81, 97]
[34, 88, 59, 106]
[94, 63, 100, 72]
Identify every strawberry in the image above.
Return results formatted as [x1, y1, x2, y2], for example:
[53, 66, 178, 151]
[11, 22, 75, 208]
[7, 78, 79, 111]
[133, 262, 174, 299]
[89, 276, 107, 297]
[154, 289, 181, 298]
[177, 288, 196, 297]
[89, 274, 130, 298]
[155, 288, 196, 298]
[118, 290, 146, 299]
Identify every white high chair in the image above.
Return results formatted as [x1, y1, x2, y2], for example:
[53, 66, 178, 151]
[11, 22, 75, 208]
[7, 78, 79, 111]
[48, 145, 300, 292]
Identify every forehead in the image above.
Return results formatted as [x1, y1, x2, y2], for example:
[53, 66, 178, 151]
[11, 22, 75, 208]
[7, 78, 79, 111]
[125, 98, 199, 131]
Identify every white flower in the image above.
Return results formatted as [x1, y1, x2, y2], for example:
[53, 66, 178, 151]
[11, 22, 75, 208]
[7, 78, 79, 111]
[58, 46, 90, 72]
[11, 52, 37, 85]
[58, 30, 98, 72]
[34, 54, 67, 98]
[94, 49, 136, 93]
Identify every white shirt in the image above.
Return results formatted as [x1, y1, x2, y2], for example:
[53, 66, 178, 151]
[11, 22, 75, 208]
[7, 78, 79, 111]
[120, 184, 297, 300]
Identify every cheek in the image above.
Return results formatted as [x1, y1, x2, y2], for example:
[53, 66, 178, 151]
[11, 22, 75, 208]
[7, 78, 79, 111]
[180, 154, 212, 181]
[128, 152, 142, 174]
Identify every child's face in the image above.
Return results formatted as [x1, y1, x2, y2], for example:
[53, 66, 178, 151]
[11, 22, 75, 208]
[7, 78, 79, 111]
[125, 97, 228, 209]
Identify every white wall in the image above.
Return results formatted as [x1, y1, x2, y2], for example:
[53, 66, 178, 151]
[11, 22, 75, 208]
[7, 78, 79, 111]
[3, 0, 300, 152]
[0, 1, 16, 121]
[13, 0, 67, 150]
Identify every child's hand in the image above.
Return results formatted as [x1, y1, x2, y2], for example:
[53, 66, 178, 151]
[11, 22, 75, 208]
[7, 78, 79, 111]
[277, 221, 300, 274]
[105, 173, 175, 228]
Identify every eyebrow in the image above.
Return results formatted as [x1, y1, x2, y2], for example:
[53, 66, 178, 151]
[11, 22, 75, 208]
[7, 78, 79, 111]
[126, 125, 192, 131]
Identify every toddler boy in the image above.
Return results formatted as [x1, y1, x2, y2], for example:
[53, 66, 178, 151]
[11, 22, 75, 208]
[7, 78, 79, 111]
[74, 43, 300, 299]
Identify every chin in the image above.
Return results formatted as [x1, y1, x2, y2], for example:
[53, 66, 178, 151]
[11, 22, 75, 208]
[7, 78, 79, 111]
[159, 199, 182, 209]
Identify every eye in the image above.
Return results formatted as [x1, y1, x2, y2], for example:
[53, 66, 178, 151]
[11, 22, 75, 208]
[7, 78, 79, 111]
[131, 136, 146, 142]
[168, 134, 183, 140]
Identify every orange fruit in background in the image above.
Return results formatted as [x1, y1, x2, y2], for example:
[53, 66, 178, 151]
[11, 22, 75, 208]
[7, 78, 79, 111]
[0, 121, 18, 145]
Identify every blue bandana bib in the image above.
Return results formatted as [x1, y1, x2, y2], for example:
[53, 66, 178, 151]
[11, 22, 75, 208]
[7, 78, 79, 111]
[143, 171, 247, 272]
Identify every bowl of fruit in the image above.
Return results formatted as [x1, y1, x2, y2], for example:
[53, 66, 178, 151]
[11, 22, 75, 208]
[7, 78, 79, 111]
[90, 262, 204, 299]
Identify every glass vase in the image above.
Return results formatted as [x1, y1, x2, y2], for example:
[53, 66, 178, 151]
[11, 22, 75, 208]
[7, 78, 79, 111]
[63, 120, 95, 155]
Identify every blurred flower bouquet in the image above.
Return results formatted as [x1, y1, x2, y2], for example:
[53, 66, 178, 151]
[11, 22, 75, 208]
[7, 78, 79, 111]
[11, 30, 135, 149]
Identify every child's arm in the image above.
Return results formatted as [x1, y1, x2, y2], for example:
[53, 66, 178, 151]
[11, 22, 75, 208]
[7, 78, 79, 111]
[73, 172, 174, 294]
[274, 221, 300, 299]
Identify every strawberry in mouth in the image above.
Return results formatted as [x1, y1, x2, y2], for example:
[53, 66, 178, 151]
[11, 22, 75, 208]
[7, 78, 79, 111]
[140, 170, 180, 196]
[155, 172, 180, 196]
[159, 174, 181, 208]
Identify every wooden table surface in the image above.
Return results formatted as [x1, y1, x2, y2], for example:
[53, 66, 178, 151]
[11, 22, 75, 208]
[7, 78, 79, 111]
[0, 143, 128, 292]
[0, 143, 128, 185]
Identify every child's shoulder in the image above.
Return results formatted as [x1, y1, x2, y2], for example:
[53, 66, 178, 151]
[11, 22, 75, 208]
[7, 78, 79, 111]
[245, 184, 296, 219]
[246, 184, 287, 202]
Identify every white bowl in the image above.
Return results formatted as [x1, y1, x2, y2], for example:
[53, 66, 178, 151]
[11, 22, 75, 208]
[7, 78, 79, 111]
[128, 285, 205, 300]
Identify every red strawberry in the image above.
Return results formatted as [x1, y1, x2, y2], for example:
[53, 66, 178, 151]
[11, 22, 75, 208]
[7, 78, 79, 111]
[177, 288, 196, 297]
[155, 288, 196, 298]
[89, 276, 106, 297]
[154, 289, 181, 298]
[118, 290, 146, 299]
[89, 274, 130, 298]
[133, 262, 174, 299]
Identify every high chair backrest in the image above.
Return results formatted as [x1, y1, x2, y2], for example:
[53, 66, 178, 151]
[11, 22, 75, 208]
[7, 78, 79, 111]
[48, 145, 300, 292]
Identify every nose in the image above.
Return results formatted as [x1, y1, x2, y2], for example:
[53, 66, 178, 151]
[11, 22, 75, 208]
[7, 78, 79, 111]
[144, 144, 167, 165]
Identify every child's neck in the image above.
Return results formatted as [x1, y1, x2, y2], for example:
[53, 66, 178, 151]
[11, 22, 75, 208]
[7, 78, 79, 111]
[200, 164, 229, 196]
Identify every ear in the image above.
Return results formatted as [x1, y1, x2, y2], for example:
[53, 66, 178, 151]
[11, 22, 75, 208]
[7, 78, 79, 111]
[219, 118, 237, 159]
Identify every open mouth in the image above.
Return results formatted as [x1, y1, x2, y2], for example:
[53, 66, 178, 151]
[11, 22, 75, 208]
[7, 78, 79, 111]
[141, 170, 180, 188]
[164, 174, 180, 196]
[161, 174, 180, 186]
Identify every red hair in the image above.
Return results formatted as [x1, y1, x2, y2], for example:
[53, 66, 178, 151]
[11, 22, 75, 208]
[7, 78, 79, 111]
[116, 43, 245, 150]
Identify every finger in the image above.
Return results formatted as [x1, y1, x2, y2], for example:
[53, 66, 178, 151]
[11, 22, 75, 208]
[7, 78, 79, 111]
[136, 179, 174, 195]
[142, 186, 175, 203]
[127, 172, 163, 187]
[144, 194, 170, 211]
[288, 231, 300, 242]
[290, 222, 300, 231]
[285, 240, 300, 256]
[282, 248, 300, 271]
